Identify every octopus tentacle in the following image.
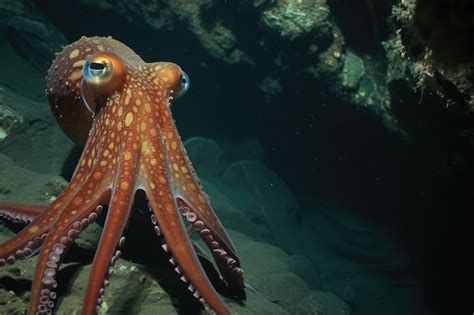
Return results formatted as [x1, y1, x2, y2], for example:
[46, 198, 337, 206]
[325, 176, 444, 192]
[0, 191, 83, 268]
[162, 111, 236, 253]
[0, 204, 46, 223]
[27, 97, 126, 314]
[140, 134, 230, 315]
[0, 114, 109, 269]
[0, 205, 47, 267]
[27, 194, 109, 315]
[158, 106, 245, 297]
[26, 155, 113, 315]
[82, 146, 139, 315]
[0, 229, 47, 267]
[177, 198, 245, 299]
[147, 191, 230, 315]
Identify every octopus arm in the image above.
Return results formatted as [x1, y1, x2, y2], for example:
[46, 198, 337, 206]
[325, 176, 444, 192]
[0, 107, 112, 266]
[140, 128, 231, 315]
[160, 111, 245, 298]
[0, 204, 46, 223]
[0, 173, 100, 268]
[26, 153, 114, 314]
[0, 116, 109, 269]
[82, 145, 139, 314]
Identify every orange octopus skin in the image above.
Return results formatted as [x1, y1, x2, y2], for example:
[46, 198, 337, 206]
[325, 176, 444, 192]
[0, 36, 245, 315]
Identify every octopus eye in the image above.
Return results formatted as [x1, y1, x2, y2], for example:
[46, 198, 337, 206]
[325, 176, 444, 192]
[80, 51, 126, 114]
[83, 58, 113, 86]
[89, 62, 107, 75]
[82, 52, 126, 96]
[174, 71, 190, 99]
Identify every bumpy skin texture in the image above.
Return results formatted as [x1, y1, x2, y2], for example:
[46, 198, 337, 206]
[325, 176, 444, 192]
[0, 36, 244, 315]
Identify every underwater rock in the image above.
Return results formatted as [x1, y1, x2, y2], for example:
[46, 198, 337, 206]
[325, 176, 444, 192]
[0, 288, 28, 315]
[0, 0, 66, 100]
[0, 252, 35, 315]
[260, 0, 401, 134]
[0, 251, 179, 314]
[338, 51, 400, 134]
[199, 178, 275, 244]
[183, 137, 223, 178]
[389, 0, 474, 109]
[186, 137, 411, 313]
[81, 0, 175, 31]
[291, 255, 321, 290]
[236, 238, 295, 277]
[184, 136, 420, 314]
[255, 272, 322, 315]
[299, 203, 425, 315]
[81, 0, 252, 65]
[341, 52, 365, 90]
[0, 153, 67, 205]
[150, 0, 253, 65]
[190, 155, 300, 246]
[261, 0, 331, 40]
[0, 86, 75, 175]
[0, 215, 347, 314]
[183, 137, 277, 243]
[220, 160, 300, 249]
[56, 259, 179, 314]
[310, 291, 349, 315]
[0, 238, 302, 314]
[228, 231, 348, 315]
[0, 90, 24, 142]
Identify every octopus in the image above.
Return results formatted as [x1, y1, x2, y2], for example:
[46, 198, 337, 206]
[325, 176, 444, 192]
[0, 36, 245, 314]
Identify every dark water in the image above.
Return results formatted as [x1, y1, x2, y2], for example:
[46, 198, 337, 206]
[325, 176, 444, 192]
[1, 0, 472, 314]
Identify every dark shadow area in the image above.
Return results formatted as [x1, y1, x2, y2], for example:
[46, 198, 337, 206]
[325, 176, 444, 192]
[329, 0, 397, 54]
[0, 275, 31, 294]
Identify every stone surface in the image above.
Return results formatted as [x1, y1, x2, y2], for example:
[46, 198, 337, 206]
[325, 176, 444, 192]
[0, 0, 66, 100]
[186, 137, 425, 315]
[261, 0, 331, 40]
[0, 153, 67, 206]
[311, 291, 349, 315]
[0, 90, 24, 142]
[0, 86, 75, 176]
[389, 0, 474, 109]
[341, 52, 365, 89]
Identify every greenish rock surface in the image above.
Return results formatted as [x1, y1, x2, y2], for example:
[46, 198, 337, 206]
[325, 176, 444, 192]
[0, 86, 75, 175]
[0, 154, 67, 206]
[1, 217, 350, 314]
[389, 0, 474, 109]
[0, 0, 66, 100]
[185, 137, 423, 315]
[341, 52, 364, 89]
[261, 0, 331, 40]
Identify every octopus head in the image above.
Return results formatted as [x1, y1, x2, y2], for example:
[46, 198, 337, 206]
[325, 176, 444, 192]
[47, 37, 191, 146]
[81, 52, 189, 115]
